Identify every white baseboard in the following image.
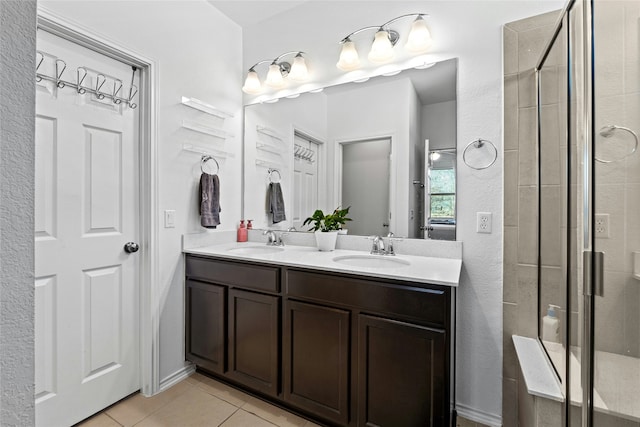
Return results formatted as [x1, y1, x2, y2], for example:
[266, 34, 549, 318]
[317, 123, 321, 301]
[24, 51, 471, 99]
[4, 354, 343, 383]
[456, 403, 502, 427]
[159, 364, 195, 392]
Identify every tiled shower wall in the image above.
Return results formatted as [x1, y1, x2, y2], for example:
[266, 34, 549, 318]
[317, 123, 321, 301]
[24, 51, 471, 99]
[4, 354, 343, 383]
[591, 1, 640, 358]
[502, 10, 561, 426]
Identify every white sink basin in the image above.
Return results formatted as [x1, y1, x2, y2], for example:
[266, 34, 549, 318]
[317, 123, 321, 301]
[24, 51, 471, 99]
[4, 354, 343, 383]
[332, 254, 410, 269]
[227, 246, 284, 255]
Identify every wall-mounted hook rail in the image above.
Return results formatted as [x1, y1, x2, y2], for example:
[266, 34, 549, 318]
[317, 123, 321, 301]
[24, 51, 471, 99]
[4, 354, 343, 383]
[35, 51, 139, 109]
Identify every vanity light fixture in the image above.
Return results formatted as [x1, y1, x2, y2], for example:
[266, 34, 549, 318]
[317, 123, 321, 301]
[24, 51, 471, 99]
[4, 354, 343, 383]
[242, 51, 309, 95]
[337, 13, 432, 71]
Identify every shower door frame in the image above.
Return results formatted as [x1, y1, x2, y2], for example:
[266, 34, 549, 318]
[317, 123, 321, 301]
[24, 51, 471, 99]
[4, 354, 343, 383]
[535, 0, 599, 425]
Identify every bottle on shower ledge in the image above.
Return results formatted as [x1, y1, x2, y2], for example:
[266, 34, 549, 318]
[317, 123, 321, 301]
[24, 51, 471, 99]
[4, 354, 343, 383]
[237, 220, 248, 242]
[542, 304, 560, 343]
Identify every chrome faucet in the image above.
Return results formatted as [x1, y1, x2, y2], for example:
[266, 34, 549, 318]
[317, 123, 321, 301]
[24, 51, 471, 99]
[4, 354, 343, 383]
[369, 233, 397, 255]
[370, 235, 386, 255]
[385, 232, 396, 256]
[263, 230, 284, 246]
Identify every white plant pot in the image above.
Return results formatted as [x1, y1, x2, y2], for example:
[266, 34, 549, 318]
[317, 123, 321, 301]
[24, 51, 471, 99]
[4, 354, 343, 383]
[314, 230, 339, 251]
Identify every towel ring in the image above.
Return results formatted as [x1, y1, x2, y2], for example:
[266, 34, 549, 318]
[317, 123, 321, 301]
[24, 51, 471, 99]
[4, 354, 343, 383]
[200, 155, 220, 174]
[463, 138, 498, 170]
[268, 168, 281, 183]
[595, 125, 638, 163]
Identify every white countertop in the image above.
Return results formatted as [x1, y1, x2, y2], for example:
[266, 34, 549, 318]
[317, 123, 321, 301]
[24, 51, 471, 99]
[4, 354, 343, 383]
[184, 242, 462, 287]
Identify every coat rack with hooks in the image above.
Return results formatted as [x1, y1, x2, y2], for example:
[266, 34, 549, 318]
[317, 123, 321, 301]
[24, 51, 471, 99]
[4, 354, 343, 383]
[36, 51, 139, 109]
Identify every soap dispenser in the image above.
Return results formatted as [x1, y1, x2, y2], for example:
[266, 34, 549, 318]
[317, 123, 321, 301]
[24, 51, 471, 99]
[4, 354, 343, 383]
[237, 220, 248, 242]
[542, 304, 560, 343]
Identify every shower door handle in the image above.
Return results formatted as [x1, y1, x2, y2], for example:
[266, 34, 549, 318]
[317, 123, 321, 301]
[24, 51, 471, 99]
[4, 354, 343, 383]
[583, 251, 604, 297]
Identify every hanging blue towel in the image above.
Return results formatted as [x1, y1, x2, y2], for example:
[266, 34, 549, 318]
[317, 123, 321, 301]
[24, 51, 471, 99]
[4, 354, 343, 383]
[269, 182, 286, 224]
[200, 173, 221, 228]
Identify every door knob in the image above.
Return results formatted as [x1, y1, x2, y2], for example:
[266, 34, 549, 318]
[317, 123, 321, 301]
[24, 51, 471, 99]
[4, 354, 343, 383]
[124, 242, 139, 253]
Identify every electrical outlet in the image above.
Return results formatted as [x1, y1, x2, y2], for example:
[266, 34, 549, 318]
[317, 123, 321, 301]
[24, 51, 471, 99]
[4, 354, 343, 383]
[595, 213, 609, 238]
[477, 212, 492, 234]
[164, 210, 176, 228]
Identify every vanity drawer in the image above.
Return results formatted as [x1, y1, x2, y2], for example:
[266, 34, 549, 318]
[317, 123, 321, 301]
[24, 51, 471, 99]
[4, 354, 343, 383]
[186, 255, 279, 293]
[285, 269, 447, 326]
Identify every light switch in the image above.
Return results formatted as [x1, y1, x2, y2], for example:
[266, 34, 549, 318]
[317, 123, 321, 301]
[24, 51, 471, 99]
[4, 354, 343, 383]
[164, 210, 176, 228]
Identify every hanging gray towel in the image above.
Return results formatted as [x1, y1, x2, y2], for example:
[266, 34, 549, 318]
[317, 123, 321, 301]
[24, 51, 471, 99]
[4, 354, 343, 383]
[269, 182, 286, 224]
[200, 173, 221, 228]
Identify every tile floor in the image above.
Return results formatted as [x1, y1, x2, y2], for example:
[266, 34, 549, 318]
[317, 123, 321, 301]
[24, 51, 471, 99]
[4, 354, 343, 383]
[77, 371, 487, 427]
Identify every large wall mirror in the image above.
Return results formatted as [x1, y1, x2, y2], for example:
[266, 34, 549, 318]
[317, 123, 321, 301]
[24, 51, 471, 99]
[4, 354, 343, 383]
[243, 58, 457, 240]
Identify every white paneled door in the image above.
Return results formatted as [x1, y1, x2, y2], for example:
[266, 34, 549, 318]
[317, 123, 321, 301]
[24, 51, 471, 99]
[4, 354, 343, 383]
[35, 30, 140, 427]
[293, 133, 320, 231]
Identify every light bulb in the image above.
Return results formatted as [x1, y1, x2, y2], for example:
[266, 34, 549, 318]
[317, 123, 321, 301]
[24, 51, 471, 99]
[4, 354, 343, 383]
[242, 69, 262, 94]
[405, 16, 432, 53]
[368, 29, 394, 63]
[336, 39, 361, 71]
[265, 63, 285, 88]
[289, 54, 309, 81]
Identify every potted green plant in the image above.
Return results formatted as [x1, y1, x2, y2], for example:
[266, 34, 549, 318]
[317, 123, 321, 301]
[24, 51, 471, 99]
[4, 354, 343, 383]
[303, 206, 352, 251]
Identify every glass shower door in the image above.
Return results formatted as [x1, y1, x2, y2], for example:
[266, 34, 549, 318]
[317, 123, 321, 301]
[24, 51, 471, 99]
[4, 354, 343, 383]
[589, 0, 640, 425]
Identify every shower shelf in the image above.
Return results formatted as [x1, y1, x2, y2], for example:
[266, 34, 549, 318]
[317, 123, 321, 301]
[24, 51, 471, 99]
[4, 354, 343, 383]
[182, 119, 234, 140]
[181, 96, 233, 119]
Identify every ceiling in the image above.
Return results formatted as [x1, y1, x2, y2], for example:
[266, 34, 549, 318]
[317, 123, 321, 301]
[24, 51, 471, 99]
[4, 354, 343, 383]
[208, 1, 310, 28]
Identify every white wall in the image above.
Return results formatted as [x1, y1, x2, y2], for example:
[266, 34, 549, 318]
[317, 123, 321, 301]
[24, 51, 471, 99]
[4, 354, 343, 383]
[0, 1, 37, 424]
[40, 0, 244, 382]
[423, 100, 457, 150]
[240, 1, 565, 422]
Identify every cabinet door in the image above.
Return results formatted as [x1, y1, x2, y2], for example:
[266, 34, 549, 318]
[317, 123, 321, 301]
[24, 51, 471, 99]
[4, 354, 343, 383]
[284, 300, 350, 425]
[228, 288, 280, 396]
[185, 279, 226, 374]
[358, 314, 447, 427]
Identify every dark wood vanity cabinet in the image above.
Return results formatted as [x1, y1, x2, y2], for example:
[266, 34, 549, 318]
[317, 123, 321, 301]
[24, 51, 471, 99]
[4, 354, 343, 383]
[228, 288, 280, 397]
[185, 254, 453, 427]
[357, 315, 447, 427]
[283, 300, 351, 425]
[185, 279, 225, 374]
